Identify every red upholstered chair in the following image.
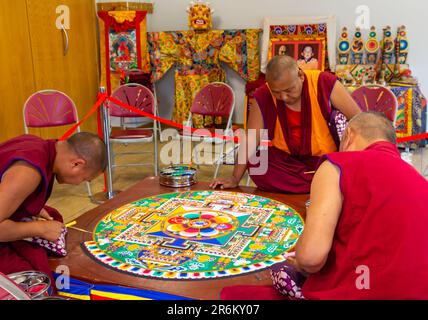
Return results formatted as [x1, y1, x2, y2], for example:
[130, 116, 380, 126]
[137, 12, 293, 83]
[23, 90, 93, 199]
[351, 85, 419, 165]
[175, 82, 236, 178]
[107, 83, 158, 178]
[351, 85, 398, 125]
[23, 90, 79, 130]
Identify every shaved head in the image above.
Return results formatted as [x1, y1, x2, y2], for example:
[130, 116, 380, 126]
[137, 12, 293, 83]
[265, 56, 305, 105]
[347, 112, 396, 144]
[67, 132, 107, 173]
[266, 55, 300, 82]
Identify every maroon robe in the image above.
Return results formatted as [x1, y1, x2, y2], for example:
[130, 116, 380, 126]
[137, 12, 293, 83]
[250, 71, 338, 193]
[303, 142, 428, 299]
[0, 135, 61, 286]
[222, 142, 428, 300]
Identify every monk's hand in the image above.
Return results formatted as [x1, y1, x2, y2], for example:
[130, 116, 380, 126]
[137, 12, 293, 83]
[209, 176, 239, 189]
[37, 208, 54, 221]
[36, 220, 63, 242]
[286, 254, 297, 268]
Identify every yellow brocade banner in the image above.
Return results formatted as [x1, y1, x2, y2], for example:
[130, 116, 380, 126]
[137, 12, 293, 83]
[148, 29, 261, 124]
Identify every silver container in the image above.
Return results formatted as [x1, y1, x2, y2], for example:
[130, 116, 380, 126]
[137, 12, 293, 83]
[159, 165, 197, 188]
[7, 271, 52, 300]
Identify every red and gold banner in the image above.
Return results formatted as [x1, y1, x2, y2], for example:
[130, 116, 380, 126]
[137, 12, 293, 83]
[98, 10, 150, 95]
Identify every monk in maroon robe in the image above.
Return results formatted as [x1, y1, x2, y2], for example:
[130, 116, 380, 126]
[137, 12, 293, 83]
[221, 112, 428, 299]
[210, 55, 360, 193]
[0, 133, 107, 286]
[295, 112, 428, 299]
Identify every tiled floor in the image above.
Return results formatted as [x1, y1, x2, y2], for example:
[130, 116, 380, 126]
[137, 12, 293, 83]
[47, 140, 428, 223]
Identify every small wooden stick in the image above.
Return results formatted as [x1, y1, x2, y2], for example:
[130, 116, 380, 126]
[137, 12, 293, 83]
[304, 171, 316, 174]
[68, 226, 93, 235]
[66, 222, 92, 234]
[65, 221, 77, 228]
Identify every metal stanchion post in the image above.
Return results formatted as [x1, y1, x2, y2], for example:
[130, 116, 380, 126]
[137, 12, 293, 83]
[92, 87, 120, 204]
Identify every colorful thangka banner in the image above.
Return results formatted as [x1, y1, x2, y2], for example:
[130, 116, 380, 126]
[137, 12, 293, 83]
[98, 10, 151, 95]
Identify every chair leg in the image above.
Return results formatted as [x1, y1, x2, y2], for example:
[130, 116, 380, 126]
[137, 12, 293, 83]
[157, 122, 163, 142]
[194, 141, 201, 168]
[85, 181, 93, 199]
[194, 141, 198, 165]
[401, 143, 413, 165]
[180, 137, 184, 165]
[154, 123, 159, 176]
[213, 140, 225, 179]
[110, 142, 115, 179]
[213, 159, 221, 179]
[246, 172, 251, 186]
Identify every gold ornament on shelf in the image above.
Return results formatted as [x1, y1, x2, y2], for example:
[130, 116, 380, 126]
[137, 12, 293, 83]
[337, 27, 351, 65]
[350, 27, 364, 65]
[365, 26, 379, 65]
[381, 25, 395, 64]
[396, 25, 409, 64]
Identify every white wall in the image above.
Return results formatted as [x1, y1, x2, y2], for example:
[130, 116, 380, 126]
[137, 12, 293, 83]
[98, 0, 428, 124]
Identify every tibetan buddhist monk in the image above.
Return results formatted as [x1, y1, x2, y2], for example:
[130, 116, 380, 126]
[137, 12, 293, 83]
[294, 112, 428, 299]
[0, 133, 107, 283]
[210, 55, 361, 193]
[221, 112, 428, 300]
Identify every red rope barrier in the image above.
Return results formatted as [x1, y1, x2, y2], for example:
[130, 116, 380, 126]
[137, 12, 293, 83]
[59, 94, 108, 141]
[106, 96, 275, 146]
[106, 95, 241, 143]
[60, 93, 427, 148]
[397, 132, 428, 143]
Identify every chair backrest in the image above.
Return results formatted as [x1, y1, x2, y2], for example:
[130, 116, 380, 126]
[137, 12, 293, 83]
[109, 83, 155, 118]
[23, 90, 79, 131]
[190, 82, 235, 118]
[351, 85, 398, 125]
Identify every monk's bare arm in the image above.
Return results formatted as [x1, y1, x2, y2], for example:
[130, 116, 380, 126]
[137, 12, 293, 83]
[0, 162, 58, 242]
[330, 81, 361, 120]
[232, 100, 264, 181]
[295, 160, 343, 274]
[0, 162, 42, 222]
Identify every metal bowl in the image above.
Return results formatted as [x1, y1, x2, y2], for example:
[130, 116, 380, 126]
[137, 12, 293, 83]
[7, 271, 52, 300]
[159, 165, 197, 188]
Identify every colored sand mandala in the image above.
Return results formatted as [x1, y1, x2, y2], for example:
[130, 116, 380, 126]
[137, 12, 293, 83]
[83, 191, 304, 280]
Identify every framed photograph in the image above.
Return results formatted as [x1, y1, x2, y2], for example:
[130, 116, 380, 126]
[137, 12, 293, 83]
[271, 42, 296, 59]
[270, 39, 324, 70]
[296, 41, 323, 70]
[261, 16, 337, 72]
